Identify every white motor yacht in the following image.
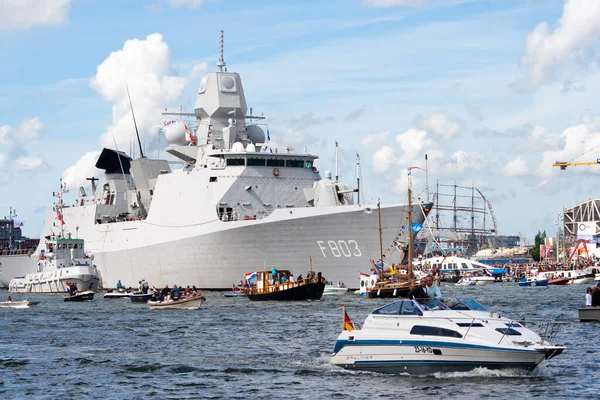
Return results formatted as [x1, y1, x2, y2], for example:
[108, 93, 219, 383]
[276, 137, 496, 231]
[331, 298, 565, 374]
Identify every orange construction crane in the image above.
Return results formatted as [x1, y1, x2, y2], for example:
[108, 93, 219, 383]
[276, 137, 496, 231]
[568, 239, 591, 266]
[553, 159, 600, 170]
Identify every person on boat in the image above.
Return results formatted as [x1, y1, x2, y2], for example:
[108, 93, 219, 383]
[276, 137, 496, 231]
[70, 282, 79, 296]
[425, 275, 442, 300]
[5, 296, 12, 303]
[171, 285, 181, 301]
[116, 280, 123, 290]
[408, 278, 428, 300]
[137, 281, 143, 293]
[592, 282, 600, 307]
[142, 280, 149, 294]
[271, 266, 277, 285]
[585, 287, 593, 307]
[160, 285, 170, 301]
[184, 286, 191, 296]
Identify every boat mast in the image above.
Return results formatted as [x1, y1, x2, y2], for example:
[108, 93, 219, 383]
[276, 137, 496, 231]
[408, 186, 414, 287]
[356, 152, 361, 206]
[126, 84, 144, 159]
[8, 207, 16, 250]
[378, 199, 383, 262]
[335, 141, 339, 182]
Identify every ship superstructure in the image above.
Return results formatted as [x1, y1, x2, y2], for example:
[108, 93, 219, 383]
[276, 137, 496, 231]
[0, 32, 429, 289]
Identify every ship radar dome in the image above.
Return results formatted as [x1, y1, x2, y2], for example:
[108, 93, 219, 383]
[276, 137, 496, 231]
[246, 143, 256, 152]
[164, 122, 187, 145]
[231, 142, 245, 152]
[325, 171, 332, 179]
[247, 125, 265, 144]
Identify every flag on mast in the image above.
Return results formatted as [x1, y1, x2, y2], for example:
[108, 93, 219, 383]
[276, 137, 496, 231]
[342, 305, 355, 331]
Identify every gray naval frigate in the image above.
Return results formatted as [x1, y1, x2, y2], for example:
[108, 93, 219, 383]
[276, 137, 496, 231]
[0, 32, 431, 289]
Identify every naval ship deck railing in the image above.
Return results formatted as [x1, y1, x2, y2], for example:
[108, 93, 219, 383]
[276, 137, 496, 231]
[0, 249, 34, 256]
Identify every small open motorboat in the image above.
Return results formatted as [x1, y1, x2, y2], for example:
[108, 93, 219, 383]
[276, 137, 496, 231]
[0, 300, 40, 308]
[223, 283, 246, 298]
[519, 277, 549, 287]
[103, 289, 132, 299]
[578, 307, 600, 322]
[147, 294, 205, 309]
[63, 290, 95, 302]
[129, 293, 153, 303]
[323, 282, 349, 296]
[548, 277, 570, 285]
[331, 297, 565, 374]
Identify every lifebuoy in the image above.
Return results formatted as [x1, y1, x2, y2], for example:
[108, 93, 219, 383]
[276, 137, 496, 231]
[273, 168, 280, 177]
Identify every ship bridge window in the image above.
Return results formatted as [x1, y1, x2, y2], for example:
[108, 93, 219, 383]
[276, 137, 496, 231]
[266, 159, 285, 167]
[410, 325, 462, 338]
[247, 158, 266, 166]
[226, 158, 245, 166]
[286, 160, 304, 168]
[305, 160, 313, 168]
[461, 263, 469, 269]
[209, 177, 218, 182]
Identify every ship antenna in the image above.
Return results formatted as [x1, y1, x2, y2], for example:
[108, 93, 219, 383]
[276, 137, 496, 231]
[126, 84, 144, 158]
[217, 30, 226, 72]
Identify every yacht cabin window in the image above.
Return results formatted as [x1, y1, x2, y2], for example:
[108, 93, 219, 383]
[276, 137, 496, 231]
[410, 325, 462, 338]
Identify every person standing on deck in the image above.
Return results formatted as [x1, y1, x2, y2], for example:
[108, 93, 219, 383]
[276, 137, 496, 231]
[592, 282, 600, 307]
[271, 266, 277, 285]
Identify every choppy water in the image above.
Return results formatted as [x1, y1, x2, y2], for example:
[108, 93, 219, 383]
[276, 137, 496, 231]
[0, 283, 598, 399]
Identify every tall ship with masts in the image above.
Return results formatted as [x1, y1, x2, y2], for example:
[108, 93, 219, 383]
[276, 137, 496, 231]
[0, 32, 429, 289]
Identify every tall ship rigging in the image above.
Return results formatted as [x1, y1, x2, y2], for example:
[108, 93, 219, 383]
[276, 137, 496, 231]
[0, 32, 429, 289]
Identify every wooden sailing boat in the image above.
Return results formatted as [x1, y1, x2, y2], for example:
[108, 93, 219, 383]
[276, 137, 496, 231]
[366, 189, 415, 299]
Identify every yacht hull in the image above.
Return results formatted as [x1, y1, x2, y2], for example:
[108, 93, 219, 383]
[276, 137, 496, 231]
[331, 340, 548, 374]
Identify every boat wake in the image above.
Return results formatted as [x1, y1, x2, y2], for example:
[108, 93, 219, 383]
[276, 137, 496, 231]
[432, 366, 554, 379]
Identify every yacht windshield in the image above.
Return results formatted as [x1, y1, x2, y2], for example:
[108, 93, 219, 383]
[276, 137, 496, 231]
[455, 298, 488, 311]
[419, 299, 450, 311]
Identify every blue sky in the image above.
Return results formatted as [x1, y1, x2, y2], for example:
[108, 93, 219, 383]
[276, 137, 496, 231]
[1, 0, 600, 243]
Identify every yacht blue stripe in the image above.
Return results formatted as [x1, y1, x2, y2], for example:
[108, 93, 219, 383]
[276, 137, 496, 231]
[333, 339, 537, 354]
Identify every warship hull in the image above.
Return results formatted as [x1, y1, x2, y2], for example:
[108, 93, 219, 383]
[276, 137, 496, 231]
[0, 203, 424, 289]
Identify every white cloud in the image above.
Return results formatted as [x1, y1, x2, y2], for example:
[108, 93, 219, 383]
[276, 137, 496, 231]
[169, 0, 204, 8]
[13, 155, 44, 171]
[522, 0, 600, 87]
[17, 117, 45, 141]
[500, 157, 529, 177]
[361, 132, 389, 147]
[62, 151, 102, 190]
[419, 112, 463, 140]
[537, 123, 600, 178]
[443, 150, 486, 174]
[372, 146, 396, 173]
[90, 33, 201, 151]
[396, 128, 431, 155]
[0, 0, 71, 34]
[0, 117, 46, 181]
[363, 0, 424, 6]
[514, 125, 562, 153]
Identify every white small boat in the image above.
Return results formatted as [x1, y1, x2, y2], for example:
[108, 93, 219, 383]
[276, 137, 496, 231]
[103, 290, 132, 299]
[324, 282, 349, 296]
[148, 295, 205, 309]
[0, 300, 39, 308]
[455, 277, 477, 286]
